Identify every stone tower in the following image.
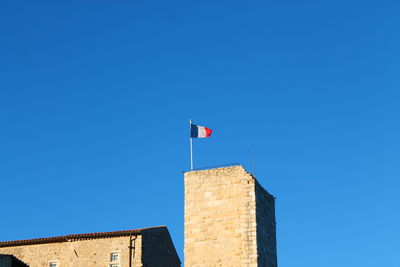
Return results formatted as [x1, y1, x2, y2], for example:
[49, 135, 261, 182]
[184, 165, 277, 267]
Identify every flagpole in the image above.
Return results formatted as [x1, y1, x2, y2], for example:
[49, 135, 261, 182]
[189, 119, 193, 170]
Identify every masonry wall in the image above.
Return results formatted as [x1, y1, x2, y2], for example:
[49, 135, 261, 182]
[184, 166, 259, 267]
[184, 165, 277, 267]
[0, 255, 29, 267]
[0, 235, 143, 267]
[141, 228, 181, 267]
[255, 181, 278, 267]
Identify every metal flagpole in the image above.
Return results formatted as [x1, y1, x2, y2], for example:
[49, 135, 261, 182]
[189, 119, 193, 170]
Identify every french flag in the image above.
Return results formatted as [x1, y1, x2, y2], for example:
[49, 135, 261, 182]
[191, 124, 213, 138]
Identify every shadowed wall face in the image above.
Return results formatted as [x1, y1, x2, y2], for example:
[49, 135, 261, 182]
[184, 165, 277, 267]
[255, 181, 278, 267]
[0, 255, 29, 267]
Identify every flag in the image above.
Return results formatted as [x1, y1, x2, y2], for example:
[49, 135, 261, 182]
[191, 124, 213, 138]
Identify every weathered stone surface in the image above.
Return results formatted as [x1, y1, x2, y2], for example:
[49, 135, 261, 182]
[184, 165, 277, 267]
[255, 180, 278, 267]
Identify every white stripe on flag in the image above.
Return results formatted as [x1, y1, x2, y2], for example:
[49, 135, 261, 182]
[198, 126, 206, 138]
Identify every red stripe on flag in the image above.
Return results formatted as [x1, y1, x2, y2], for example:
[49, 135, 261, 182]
[205, 127, 213, 137]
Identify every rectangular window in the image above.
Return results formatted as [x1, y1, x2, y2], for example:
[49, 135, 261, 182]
[50, 263, 58, 267]
[110, 252, 119, 262]
[109, 265, 119, 267]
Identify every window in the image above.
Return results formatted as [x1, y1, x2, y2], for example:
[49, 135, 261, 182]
[49, 262, 58, 267]
[109, 251, 120, 267]
[110, 252, 119, 262]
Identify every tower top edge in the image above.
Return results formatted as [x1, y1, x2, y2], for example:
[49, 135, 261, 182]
[183, 163, 246, 173]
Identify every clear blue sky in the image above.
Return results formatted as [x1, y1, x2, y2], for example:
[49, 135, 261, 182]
[1, 1, 399, 266]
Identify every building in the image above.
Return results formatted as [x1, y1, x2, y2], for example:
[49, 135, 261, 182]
[184, 165, 277, 267]
[0, 226, 180, 267]
[1, 164, 278, 266]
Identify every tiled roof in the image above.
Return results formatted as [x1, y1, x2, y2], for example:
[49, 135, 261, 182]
[0, 226, 166, 247]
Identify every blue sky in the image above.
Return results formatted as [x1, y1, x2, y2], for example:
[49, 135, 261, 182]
[1, 1, 399, 266]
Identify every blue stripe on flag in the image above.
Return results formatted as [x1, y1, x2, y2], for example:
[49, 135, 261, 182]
[191, 124, 198, 138]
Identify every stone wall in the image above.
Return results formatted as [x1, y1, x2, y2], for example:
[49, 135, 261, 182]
[255, 180, 278, 267]
[0, 235, 141, 267]
[184, 165, 277, 267]
[184, 166, 259, 267]
[0, 254, 29, 267]
[141, 227, 181, 267]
